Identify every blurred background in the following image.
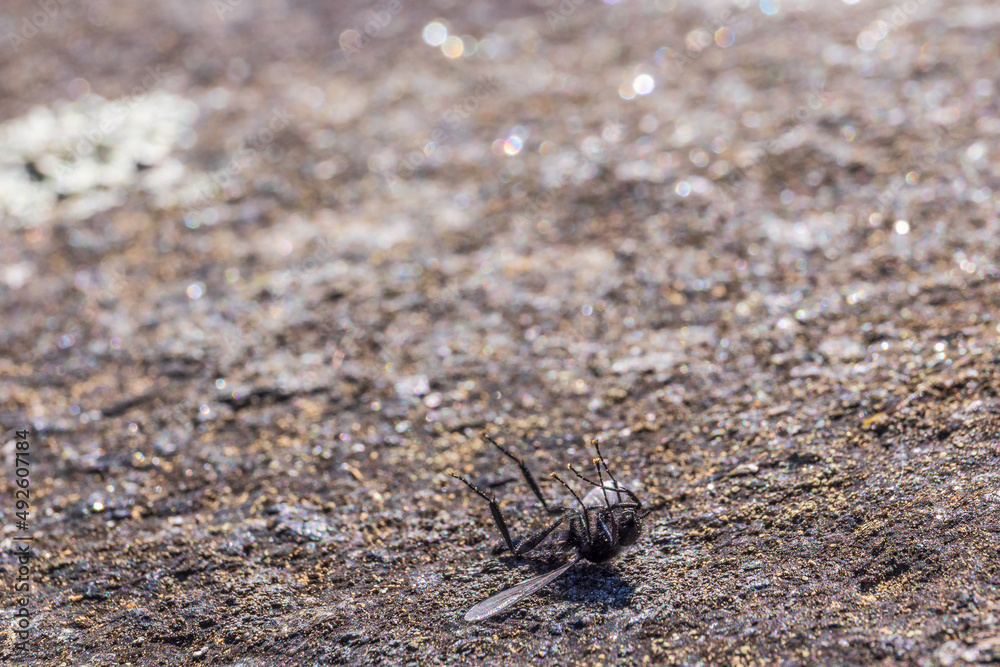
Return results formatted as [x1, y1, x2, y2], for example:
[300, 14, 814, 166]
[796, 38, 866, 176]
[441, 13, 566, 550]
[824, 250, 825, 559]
[1, 0, 999, 664]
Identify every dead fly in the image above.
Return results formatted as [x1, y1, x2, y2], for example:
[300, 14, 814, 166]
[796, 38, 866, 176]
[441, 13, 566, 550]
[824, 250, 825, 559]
[450, 434, 648, 621]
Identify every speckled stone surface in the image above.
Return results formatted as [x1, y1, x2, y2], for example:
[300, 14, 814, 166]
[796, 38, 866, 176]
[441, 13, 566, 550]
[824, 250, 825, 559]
[1, 0, 999, 665]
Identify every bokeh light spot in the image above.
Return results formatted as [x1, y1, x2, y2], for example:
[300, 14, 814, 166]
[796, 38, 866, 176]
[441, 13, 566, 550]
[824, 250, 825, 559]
[442, 35, 464, 58]
[423, 21, 448, 47]
[760, 0, 780, 15]
[633, 74, 655, 95]
[503, 137, 523, 156]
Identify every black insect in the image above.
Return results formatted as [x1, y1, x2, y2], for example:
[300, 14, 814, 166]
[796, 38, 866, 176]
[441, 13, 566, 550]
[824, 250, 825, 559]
[450, 434, 648, 621]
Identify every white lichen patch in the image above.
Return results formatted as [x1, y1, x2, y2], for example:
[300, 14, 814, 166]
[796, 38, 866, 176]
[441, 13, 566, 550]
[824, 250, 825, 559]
[0, 91, 199, 229]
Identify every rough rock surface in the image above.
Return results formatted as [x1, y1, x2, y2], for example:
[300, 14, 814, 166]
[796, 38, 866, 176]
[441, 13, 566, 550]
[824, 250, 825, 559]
[1, 0, 998, 665]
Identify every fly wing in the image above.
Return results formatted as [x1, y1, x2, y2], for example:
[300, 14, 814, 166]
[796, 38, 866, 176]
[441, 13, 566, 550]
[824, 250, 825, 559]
[464, 556, 581, 622]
